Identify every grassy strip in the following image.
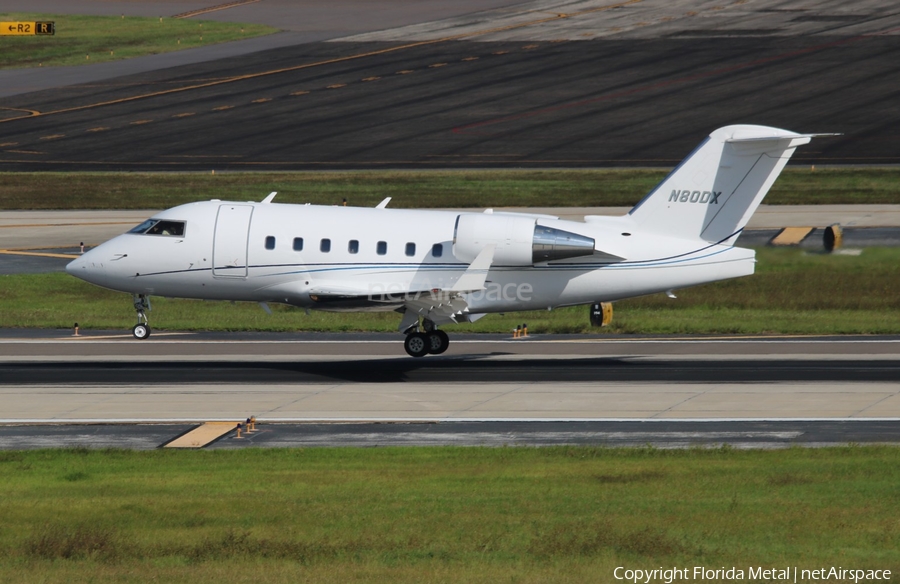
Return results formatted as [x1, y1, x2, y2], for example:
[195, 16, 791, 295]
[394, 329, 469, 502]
[0, 13, 277, 69]
[1, 167, 900, 210]
[0, 447, 898, 583]
[2, 248, 899, 334]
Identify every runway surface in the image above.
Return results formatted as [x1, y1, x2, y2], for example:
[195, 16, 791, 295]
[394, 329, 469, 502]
[3, 1, 899, 448]
[1, 1, 899, 170]
[2, 332, 899, 422]
[3, 332, 898, 447]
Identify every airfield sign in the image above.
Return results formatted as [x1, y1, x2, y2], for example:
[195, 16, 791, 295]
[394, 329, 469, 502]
[0, 22, 55, 36]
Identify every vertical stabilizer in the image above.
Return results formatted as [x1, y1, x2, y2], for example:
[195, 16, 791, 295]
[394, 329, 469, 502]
[628, 125, 817, 243]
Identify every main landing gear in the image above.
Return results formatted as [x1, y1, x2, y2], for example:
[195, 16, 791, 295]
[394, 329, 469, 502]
[403, 320, 450, 358]
[132, 294, 151, 340]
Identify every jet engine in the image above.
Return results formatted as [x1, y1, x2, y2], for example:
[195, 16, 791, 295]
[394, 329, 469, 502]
[453, 214, 596, 265]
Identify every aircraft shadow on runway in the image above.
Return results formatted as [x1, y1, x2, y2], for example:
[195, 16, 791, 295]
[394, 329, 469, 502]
[3, 358, 900, 384]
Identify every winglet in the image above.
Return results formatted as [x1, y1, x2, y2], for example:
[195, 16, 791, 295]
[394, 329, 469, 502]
[376, 197, 391, 209]
[262, 192, 277, 204]
[451, 244, 494, 292]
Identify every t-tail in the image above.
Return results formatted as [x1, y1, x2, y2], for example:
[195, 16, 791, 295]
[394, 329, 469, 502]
[628, 125, 826, 244]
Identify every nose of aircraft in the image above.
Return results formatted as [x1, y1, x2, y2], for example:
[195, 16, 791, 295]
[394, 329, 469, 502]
[65, 246, 105, 284]
[65, 255, 85, 276]
[64, 238, 135, 292]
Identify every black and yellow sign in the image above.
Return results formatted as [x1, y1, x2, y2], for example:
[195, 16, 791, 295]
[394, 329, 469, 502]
[0, 21, 55, 36]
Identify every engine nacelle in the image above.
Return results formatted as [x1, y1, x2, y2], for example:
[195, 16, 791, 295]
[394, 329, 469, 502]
[453, 213, 534, 265]
[453, 214, 596, 265]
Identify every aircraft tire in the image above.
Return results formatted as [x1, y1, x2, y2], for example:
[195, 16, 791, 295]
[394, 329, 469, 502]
[404, 332, 429, 357]
[427, 330, 450, 354]
[132, 324, 151, 340]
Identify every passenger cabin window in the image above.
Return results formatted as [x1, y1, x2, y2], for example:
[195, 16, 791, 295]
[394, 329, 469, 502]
[320, 238, 331, 252]
[431, 243, 443, 258]
[293, 237, 304, 251]
[376, 241, 387, 255]
[265, 236, 276, 250]
[129, 219, 186, 237]
[405, 242, 416, 257]
[348, 240, 359, 254]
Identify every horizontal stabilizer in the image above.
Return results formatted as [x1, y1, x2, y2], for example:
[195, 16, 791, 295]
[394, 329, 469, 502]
[724, 132, 840, 143]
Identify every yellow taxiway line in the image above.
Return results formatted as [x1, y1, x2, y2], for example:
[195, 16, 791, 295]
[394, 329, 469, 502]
[0, 221, 134, 229]
[0, 249, 79, 259]
[172, 0, 261, 20]
[62, 333, 192, 340]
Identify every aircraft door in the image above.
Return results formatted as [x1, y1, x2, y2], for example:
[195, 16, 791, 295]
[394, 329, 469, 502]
[213, 204, 253, 277]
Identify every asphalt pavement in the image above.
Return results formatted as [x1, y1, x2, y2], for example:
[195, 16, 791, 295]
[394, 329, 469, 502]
[2, 36, 898, 169]
[3, 420, 899, 450]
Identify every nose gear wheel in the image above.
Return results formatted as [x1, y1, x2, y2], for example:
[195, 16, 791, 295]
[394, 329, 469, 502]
[132, 294, 152, 339]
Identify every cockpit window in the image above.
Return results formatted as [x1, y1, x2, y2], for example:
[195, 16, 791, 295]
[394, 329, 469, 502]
[128, 220, 157, 234]
[128, 219, 186, 237]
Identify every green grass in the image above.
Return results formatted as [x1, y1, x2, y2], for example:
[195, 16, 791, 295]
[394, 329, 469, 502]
[2, 247, 899, 334]
[0, 13, 277, 69]
[1, 167, 899, 210]
[0, 447, 898, 583]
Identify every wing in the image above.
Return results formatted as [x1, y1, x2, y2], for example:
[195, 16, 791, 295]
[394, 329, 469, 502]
[306, 245, 496, 329]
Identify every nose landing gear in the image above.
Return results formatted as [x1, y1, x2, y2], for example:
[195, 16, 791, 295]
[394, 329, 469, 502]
[403, 320, 450, 357]
[132, 294, 151, 339]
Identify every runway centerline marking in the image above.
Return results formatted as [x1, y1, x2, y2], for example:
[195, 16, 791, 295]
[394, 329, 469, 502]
[0, 0, 641, 124]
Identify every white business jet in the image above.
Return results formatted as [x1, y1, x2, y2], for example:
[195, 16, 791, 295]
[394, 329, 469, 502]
[66, 125, 821, 356]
